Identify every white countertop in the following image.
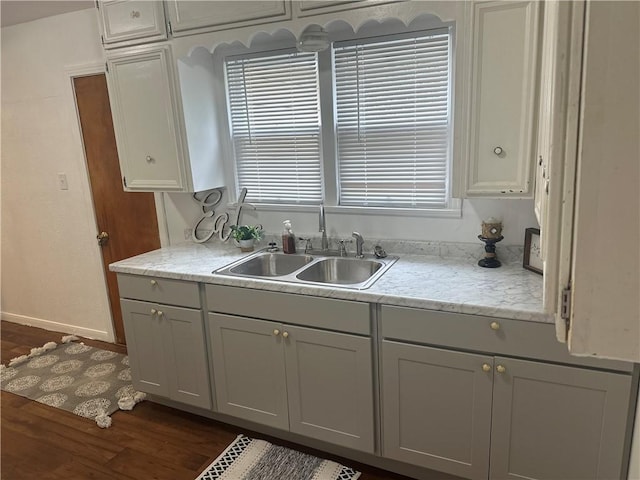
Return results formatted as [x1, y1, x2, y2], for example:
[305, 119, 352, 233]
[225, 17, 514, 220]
[109, 242, 551, 323]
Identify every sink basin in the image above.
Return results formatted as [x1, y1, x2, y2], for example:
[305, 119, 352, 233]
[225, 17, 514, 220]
[229, 252, 314, 277]
[295, 257, 383, 285]
[214, 249, 398, 290]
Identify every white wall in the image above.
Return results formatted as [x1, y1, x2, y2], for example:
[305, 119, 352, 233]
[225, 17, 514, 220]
[0, 9, 114, 340]
[163, 191, 538, 248]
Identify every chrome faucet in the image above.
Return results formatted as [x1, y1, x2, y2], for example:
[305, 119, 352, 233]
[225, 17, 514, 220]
[319, 204, 329, 251]
[352, 232, 364, 258]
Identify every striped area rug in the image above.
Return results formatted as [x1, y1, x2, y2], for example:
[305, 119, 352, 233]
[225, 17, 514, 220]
[197, 434, 361, 480]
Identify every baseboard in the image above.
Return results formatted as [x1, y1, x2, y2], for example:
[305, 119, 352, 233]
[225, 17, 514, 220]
[1, 312, 113, 342]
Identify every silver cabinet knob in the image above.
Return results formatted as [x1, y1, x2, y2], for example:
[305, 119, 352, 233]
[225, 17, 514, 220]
[482, 363, 491, 372]
[490, 321, 500, 331]
[493, 146, 504, 155]
[146, 155, 154, 163]
[273, 329, 280, 336]
[150, 308, 157, 315]
[496, 365, 506, 374]
[157, 310, 163, 317]
[150, 280, 157, 286]
[131, 10, 140, 18]
[282, 331, 289, 338]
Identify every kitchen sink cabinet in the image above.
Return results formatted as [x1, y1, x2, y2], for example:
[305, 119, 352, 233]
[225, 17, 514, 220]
[118, 275, 211, 409]
[380, 306, 636, 480]
[207, 285, 375, 453]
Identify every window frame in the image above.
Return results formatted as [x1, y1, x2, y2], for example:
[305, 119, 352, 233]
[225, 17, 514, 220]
[221, 23, 462, 218]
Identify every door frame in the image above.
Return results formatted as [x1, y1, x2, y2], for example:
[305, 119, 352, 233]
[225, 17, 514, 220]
[66, 61, 170, 343]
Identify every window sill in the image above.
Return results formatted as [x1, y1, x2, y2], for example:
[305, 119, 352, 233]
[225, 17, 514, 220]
[232, 199, 463, 219]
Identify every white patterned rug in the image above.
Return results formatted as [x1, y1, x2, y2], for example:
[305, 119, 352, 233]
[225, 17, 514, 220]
[197, 434, 361, 480]
[0, 335, 145, 428]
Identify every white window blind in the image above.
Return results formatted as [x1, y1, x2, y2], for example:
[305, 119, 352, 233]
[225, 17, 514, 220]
[225, 51, 323, 204]
[333, 30, 452, 208]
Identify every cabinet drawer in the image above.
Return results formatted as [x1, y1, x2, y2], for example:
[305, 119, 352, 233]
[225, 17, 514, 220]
[381, 305, 633, 372]
[99, 0, 167, 48]
[205, 285, 370, 335]
[117, 274, 200, 308]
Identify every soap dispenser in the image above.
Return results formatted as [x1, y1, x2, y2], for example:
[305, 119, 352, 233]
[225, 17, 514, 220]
[282, 220, 296, 254]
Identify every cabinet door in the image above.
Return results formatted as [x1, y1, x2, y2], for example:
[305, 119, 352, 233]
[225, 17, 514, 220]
[120, 299, 169, 397]
[160, 305, 211, 409]
[284, 326, 374, 453]
[490, 357, 633, 480]
[208, 313, 289, 430]
[381, 341, 494, 479]
[98, 1, 167, 48]
[106, 45, 186, 191]
[464, 1, 540, 196]
[166, 1, 290, 36]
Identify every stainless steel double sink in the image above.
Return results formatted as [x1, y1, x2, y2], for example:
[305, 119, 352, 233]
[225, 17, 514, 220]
[213, 249, 398, 290]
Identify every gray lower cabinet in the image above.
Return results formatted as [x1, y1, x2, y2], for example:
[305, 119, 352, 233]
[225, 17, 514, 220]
[121, 298, 211, 409]
[381, 340, 633, 480]
[381, 341, 494, 479]
[209, 312, 375, 453]
[489, 356, 632, 480]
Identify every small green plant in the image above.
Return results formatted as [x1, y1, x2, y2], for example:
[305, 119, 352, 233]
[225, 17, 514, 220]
[229, 224, 263, 241]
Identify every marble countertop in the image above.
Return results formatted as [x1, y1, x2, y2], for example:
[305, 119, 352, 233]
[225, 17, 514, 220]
[109, 242, 552, 323]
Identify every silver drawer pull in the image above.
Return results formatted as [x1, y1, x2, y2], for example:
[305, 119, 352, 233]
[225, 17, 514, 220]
[490, 321, 500, 331]
[493, 146, 504, 156]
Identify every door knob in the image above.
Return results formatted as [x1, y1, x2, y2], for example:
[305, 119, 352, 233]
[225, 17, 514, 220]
[97, 231, 109, 246]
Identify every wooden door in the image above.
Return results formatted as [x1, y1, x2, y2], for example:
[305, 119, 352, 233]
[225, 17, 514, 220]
[489, 357, 633, 480]
[284, 325, 374, 453]
[381, 340, 494, 480]
[208, 313, 289, 430]
[74, 74, 161, 344]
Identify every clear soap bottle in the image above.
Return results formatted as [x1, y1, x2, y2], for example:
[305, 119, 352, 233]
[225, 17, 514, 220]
[282, 220, 296, 254]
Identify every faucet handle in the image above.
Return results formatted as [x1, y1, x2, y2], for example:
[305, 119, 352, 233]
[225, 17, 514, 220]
[373, 245, 387, 258]
[338, 239, 353, 257]
[298, 237, 313, 253]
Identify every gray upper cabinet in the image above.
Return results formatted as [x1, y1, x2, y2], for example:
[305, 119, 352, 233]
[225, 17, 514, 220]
[97, 0, 167, 48]
[165, 1, 291, 37]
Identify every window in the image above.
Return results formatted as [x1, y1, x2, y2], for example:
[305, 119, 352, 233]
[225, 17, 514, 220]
[224, 27, 453, 211]
[333, 30, 452, 208]
[225, 50, 322, 204]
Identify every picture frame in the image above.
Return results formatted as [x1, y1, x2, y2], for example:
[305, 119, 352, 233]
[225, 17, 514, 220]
[523, 227, 543, 275]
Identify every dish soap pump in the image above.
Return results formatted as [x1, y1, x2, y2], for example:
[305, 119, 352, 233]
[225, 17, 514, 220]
[282, 220, 296, 254]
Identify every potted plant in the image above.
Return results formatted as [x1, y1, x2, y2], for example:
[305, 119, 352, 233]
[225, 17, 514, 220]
[229, 225, 263, 252]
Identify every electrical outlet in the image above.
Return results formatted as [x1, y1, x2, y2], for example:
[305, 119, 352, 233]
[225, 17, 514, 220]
[184, 228, 192, 240]
[57, 173, 68, 190]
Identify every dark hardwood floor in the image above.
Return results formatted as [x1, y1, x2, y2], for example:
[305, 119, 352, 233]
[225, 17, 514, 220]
[1, 321, 413, 480]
